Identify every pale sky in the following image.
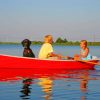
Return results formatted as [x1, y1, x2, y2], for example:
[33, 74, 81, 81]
[0, 0, 100, 42]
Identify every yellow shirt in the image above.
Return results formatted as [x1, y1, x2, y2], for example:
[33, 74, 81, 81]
[38, 43, 53, 59]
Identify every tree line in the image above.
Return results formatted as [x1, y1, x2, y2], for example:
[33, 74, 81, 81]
[0, 37, 100, 46]
[31, 37, 100, 46]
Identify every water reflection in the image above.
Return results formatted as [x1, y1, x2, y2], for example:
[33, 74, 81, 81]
[0, 69, 100, 100]
[80, 72, 88, 100]
[20, 78, 33, 99]
[38, 77, 53, 100]
[80, 71, 88, 92]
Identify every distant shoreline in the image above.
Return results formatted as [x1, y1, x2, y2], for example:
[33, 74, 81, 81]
[0, 41, 100, 46]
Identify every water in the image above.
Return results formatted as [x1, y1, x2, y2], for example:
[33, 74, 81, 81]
[0, 44, 100, 100]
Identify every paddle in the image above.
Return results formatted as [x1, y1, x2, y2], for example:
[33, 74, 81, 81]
[76, 59, 100, 66]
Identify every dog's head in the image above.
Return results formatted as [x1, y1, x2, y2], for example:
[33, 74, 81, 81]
[21, 39, 31, 48]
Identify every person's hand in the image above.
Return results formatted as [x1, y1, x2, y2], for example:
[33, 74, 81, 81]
[57, 54, 62, 59]
[74, 54, 80, 60]
[65, 56, 70, 59]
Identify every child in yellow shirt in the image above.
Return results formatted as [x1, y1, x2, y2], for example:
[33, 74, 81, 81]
[38, 35, 62, 59]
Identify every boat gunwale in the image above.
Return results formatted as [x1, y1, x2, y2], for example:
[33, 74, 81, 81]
[0, 54, 99, 62]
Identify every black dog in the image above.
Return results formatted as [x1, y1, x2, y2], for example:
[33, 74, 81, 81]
[21, 39, 35, 58]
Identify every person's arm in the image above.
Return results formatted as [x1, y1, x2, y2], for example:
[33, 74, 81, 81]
[48, 52, 62, 59]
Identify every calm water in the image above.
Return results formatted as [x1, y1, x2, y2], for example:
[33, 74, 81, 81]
[0, 44, 100, 100]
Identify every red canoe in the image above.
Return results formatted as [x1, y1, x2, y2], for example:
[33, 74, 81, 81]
[0, 54, 99, 70]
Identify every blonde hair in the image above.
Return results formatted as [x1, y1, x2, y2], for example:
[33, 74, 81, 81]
[80, 40, 87, 46]
[44, 35, 53, 43]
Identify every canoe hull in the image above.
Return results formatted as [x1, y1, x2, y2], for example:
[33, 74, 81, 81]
[0, 54, 98, 70]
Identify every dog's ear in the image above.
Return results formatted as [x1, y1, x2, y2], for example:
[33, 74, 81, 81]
[29, 40, 31, 45]
[21, 39, 27, 47]
[21, 40, 24, 47]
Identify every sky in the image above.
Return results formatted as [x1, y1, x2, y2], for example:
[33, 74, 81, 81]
[0, 0, 100, 42]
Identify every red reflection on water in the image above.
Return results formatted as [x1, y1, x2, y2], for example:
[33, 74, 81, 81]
[0, 68, 92, 82]
[0, 68, 97, 100]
